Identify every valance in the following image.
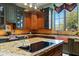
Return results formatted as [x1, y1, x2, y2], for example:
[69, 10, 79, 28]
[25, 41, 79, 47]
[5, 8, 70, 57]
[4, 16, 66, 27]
[65, 3, 77, 11]
[53, 3, 77, 13]
[53, 4, 64, 13]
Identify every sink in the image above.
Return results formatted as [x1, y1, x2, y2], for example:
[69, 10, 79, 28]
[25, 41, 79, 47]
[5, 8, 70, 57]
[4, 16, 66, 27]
[19, 41, 54, 53]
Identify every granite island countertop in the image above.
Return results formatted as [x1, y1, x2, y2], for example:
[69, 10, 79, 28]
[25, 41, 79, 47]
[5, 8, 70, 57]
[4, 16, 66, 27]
[1, 34, 79, 40]
[29, 34, 79, 39]
[0, 37, 63, 56]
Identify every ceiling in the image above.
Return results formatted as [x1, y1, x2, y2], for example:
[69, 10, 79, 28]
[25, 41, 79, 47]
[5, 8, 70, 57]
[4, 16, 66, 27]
[15, 3, 51, 11]
[15, 3, 49, 9]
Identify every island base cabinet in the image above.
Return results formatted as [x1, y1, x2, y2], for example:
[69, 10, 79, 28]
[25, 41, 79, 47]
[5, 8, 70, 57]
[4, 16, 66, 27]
[68, 39, 79, 55]
[39, 44, 63, 56]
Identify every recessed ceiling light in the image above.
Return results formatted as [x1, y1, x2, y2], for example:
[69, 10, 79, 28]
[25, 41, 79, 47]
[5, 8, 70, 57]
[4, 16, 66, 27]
[24, 3, 27, 5]
[24, 9, 29, 12]
[35, 6, 37, 9]
[29, 4, 32, 8]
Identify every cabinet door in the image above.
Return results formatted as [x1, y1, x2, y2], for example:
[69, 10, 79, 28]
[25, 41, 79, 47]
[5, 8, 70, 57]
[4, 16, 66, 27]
[0, 3, 5, 28]
[16, 7, 24, 29]
[24, 14, 31, 29]
[31, 14, 37, 30]
[37, 17, 44, 29]
[6, 4, 16, 23]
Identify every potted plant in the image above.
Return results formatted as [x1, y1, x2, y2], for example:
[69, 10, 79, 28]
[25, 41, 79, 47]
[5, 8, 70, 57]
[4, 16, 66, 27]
[75, 32, 79, 36]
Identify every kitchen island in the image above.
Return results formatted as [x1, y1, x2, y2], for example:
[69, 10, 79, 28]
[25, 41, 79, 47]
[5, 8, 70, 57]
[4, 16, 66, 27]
[0, 37, 63, 56]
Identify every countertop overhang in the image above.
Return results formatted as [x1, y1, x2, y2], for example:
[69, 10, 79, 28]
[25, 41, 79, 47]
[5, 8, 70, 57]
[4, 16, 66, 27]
[0, 37, 63, 56]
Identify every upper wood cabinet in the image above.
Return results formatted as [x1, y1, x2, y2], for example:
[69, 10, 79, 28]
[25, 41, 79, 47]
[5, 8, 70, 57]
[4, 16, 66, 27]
[24, 12, 31, 29]
[24, 10, 44, 30]
[31, 13, 38, 30]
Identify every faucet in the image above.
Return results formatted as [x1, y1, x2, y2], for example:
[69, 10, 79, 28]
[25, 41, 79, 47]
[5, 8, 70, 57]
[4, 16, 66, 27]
[30, 32, 32, 34]
[24, 35, 29, 39]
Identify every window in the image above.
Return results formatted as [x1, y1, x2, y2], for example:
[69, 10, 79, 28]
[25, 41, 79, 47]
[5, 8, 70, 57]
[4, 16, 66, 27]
[54, 10, 65, 31]
[53, 4, 78, 31]
[66, 6, 78, 31]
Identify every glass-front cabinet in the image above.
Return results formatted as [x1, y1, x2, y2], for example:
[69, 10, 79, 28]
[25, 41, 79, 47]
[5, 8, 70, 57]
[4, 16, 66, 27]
[16, 7, 24, 29]
[0, 3, 24, 29]
[0, 4, 5, 29]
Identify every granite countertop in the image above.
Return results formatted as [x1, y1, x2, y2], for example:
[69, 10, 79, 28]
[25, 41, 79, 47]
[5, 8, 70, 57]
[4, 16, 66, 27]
[0, 36, 9, 39]
[1, 34, 79, 39]
[31, 34, 79, 39]
[0, 37, 63, 56]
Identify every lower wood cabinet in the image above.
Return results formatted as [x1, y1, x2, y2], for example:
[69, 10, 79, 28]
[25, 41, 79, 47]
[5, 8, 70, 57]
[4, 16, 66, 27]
[39, 44, 63, 56]
[68, 38, 79, 55]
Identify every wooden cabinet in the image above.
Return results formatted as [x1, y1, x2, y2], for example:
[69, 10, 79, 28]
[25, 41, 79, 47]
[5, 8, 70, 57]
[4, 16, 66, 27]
[24, 10, 44, 31]
[31, 14, 38, 30]
[39, 44, 63, 56]
[37, 16, 44, 29]
[24, 13, 31, 29]
[68, 38, 79, 55]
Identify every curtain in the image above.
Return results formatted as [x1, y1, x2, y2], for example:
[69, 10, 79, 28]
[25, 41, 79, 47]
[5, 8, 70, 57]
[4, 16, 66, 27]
[53, 3, 77, 13]
[53, 4, 64, 13]
[65, 3, 77, 12]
